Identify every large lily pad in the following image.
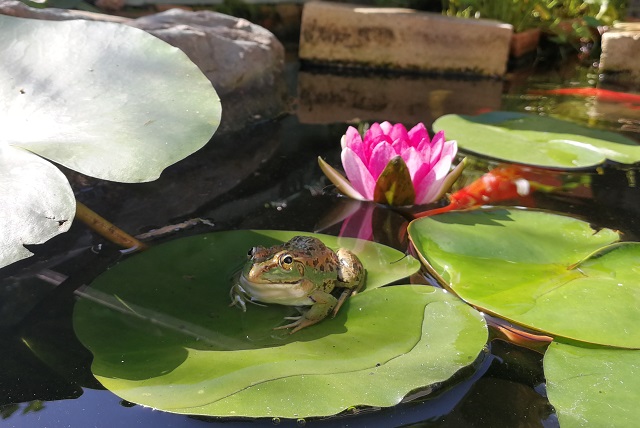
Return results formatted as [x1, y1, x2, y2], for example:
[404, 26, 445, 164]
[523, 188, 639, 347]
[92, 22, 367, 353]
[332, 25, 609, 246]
[432, 112, 640, 168]
[73, 230, 488, 418]
[1, 15, 221, 182]
[544, 341, 640, 427]
[0, 15, 221, 269]
[409, 208, 640, 348]
[0, 145, 75, 267]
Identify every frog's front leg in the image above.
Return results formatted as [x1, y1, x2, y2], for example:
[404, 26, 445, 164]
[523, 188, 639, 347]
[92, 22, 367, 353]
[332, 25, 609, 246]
[275, 290, 337, 334]
[229, 283, 266, 311]
[229, 283, 249, 311]
[332, 248, 366, 317]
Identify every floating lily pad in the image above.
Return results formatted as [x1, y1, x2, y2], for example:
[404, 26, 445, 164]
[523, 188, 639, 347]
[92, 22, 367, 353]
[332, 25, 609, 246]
[73, 230, 488, 418]
[409, 208, 640, 348]
[1, 15, 220, 182]
[432, 112, 640, 168]
[0, 15, 220, 268]
[545, 341, 640, 427]
[0, 145, 75, 267]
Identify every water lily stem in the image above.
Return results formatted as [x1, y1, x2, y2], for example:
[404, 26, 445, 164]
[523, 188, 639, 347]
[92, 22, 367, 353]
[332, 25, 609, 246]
[75, 201, 147, 251]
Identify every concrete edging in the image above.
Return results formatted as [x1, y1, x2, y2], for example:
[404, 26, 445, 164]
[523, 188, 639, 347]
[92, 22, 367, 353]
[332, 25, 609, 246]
[299, 1, 513, 77]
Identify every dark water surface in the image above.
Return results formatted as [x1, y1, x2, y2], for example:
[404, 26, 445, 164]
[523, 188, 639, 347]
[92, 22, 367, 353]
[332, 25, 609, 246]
[2, 54, 639, 428]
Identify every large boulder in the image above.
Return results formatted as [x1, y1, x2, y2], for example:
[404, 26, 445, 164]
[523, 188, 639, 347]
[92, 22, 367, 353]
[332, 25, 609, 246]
[0, 0, 288, 132]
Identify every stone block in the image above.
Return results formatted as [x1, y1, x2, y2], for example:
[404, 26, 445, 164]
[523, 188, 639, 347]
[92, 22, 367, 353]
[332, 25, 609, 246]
[600, 24, 640, 86]
[297, 71, 502, 125]
[299, 1, 513, 76]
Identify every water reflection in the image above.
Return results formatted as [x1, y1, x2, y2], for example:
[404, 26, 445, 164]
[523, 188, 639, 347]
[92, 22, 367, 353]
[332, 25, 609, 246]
[297, 70, 503, 125]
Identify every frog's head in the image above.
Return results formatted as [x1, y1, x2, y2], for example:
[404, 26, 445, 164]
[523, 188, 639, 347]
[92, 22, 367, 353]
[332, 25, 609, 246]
[241, 237, 338, 287]
[237, 237, 341, 305]
[242, 245, 305, 284]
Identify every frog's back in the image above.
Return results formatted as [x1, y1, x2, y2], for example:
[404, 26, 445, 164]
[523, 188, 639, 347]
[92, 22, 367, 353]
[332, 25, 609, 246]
[285, 236, 339, 273]
[282, 236, 322, 256]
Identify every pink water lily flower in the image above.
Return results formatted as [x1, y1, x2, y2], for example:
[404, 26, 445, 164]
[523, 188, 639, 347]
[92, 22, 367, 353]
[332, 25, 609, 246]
[319, 122, 460, 206]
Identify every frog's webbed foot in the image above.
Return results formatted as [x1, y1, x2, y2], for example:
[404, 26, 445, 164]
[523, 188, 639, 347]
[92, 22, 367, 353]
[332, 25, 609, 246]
[274, 315, 321, 334]
[275, 291, 337, 334]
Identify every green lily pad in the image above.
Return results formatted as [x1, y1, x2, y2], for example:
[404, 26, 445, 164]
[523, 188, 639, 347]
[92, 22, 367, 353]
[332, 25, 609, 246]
[409, 208, 640, 348]
[1, 15, 220, 182]
[0, 15, 220, 268]
[0, 145, 75, 267]
[432, 112, 640, 168]
[73, 230, 488, 418]
[544, 341, 640, 427]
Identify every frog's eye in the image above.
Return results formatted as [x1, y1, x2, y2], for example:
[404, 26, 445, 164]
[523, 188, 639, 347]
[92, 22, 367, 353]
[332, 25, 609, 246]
[280, 254, 294, 269]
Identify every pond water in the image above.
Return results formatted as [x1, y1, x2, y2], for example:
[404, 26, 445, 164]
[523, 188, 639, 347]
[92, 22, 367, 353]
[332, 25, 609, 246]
[2, 50, 639, 428]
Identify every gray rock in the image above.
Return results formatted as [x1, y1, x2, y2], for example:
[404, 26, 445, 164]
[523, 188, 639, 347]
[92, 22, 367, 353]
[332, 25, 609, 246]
[0, 0, 288, 132]
[132, 9, 289, 132]
[132, 10, 284, 94]
[0, 0, 103, 20]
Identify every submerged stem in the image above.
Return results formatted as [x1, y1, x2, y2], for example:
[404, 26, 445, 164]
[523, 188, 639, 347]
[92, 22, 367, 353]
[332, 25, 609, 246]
[75, 201, 147, 251]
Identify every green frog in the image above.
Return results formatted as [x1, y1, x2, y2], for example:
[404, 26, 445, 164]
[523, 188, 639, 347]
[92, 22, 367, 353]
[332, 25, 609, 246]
[230, 236, 365, 333]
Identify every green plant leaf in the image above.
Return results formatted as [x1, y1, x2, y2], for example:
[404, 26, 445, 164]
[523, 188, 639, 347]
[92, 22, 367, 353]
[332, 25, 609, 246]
[0, 15, 221, 268]
[432, 112, 640, 168]
[0, 15, 221, 182]
[73, 230, 488, 418]
[0, 145, 75, 267]
[408, 208, 640, 348]
[544, 341, 640, 427]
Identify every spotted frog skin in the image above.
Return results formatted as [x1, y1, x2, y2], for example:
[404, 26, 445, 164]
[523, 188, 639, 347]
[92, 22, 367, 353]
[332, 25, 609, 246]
[230, 236, 365, 333]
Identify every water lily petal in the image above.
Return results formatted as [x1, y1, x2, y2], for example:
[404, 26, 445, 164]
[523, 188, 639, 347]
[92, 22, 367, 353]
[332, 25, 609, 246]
[342, 126, 362, 149]
[389, 123, 409, 144]
[410, 145, 432, 184]
[379, 121, 393, 134]
[342, 147, 376, 200]
[392, 139, 409, 155]
[414, 154, 454, 204]
[409, 123, 429, 147]
[350, 140, 370, 164]
[413, 168, 437, 205]
[343, 127, 371, 163]
[366, 123, 385, 143]
[441, 139, 458, 162]
[318, 156, 367, 201]
[369, 141, 397, 180]
[400, 146, 425, 180]
[427, 131, 446, 167]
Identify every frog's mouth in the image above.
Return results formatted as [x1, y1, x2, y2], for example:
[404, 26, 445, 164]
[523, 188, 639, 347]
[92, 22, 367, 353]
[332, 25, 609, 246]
[239, 275, 313, 306]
